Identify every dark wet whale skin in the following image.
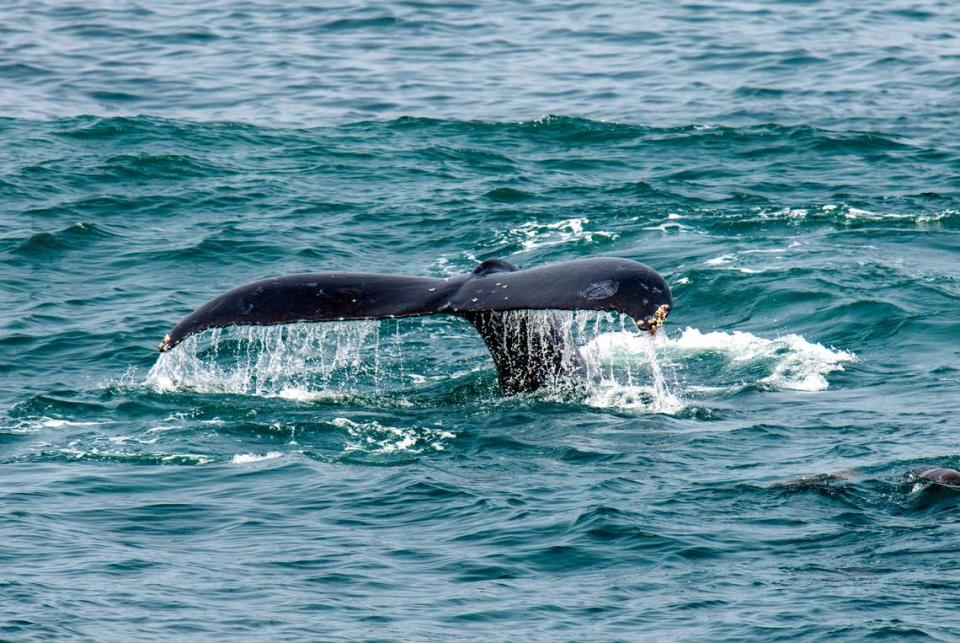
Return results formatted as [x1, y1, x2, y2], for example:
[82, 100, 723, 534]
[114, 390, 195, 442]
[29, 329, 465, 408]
[159, 257, 673, 393]
[915, 468, 960, 488]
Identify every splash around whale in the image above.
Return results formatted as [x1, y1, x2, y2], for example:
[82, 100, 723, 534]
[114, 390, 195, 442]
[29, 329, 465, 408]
[158, 257, 673, 394]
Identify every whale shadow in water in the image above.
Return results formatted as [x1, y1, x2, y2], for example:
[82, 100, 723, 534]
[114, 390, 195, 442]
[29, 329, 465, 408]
[157, 257, 673, 394]
[775, 467, 960, 514]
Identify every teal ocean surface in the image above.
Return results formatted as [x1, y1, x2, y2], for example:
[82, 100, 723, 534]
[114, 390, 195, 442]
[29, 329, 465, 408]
[2, 1, 959, 640]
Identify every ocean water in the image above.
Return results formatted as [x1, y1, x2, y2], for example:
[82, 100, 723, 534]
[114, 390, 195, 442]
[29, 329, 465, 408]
[2, 1, 960, 640]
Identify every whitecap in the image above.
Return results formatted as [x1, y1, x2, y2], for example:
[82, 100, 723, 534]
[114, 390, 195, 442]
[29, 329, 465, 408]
[498, 217, 618, 251]
[704, 253, 735, 266]
[583, 382, 685, 414]
[675, 327, 852, 391]
[584, 326, 853, 393]
[232, 451, 283, 464]
[40, 418, 100, 429]
[2, 417, 103, 434]
[275, 387, 348, 403]
[332, 417, 455, 455]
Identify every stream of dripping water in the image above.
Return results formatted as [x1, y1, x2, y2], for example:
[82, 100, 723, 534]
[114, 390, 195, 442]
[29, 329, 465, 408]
[146, 311, 684, 412]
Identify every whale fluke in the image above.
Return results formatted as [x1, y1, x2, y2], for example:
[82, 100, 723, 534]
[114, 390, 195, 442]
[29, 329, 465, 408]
[158, 257, 673, 393]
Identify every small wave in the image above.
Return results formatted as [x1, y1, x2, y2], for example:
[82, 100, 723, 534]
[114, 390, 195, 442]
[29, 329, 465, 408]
[232, 451, 283, 464]
[758, 204, 958, 226]
[677, 327, 854, 391]
[332, 417, 455, 455]
[100, 152, 224, 180]
[53, 445, 214, 466]
[835, 205, 957, 225]
[484, 187, 535, 202]
[497, 218, 618, 251]
[40, 418, 101, 429]
[275, 387, 350, 403]
[704, 253, 735, 267]
[586, 327, 854, 392]
[10, 222, 116, 256]
[2, 416, 102, 434]
[583, 382, 685, 414]
[900, 467, 960, 511]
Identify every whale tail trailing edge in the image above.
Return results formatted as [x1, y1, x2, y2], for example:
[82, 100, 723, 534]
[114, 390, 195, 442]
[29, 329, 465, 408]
[157, 272, 443, 352]
[158, 257, 673, 393]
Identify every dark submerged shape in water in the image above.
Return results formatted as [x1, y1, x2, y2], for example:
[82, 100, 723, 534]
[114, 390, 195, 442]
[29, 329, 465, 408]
[914, 467, 960, 489]
[158, 257, 673, 393]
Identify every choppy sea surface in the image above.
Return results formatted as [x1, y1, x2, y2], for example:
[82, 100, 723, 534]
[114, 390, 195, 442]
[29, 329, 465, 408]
[2, 1, 960, 640]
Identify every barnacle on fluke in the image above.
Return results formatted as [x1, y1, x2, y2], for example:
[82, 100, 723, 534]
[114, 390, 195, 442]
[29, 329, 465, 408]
[639, 304, 672, 336]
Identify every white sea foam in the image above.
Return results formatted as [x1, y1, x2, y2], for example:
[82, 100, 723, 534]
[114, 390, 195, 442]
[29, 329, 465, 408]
[704, 253, 735, 266]
[752, 204, 959, 226]
[40, 418, 100, 429]
[837, 207, 955, 225]
[161, 453, 213, 465]
[761, 207, 808, 219]
[232, 451, 283, 464]
[583, 383, 684, 414]
[54, 444, 214, 465]
[333, 417, 455, 455]
[676, 327, 854, 391]
[107, 434, 158, 445]
[499, 217, 618, 251]
[2, 417, 103, 434]
[586, 327, 854, 393]
[146, 424, 180, 433]
[276, 387, 348, 403]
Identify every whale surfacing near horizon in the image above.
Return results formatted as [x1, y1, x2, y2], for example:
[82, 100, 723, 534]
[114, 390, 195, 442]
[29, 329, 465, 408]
[157, 257, 673, 394]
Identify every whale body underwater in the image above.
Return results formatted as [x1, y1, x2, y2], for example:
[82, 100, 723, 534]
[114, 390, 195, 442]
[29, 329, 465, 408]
[158, 257, 673, 394]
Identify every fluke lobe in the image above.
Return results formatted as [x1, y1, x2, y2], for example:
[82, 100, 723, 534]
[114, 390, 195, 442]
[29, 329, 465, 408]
[157, 257, 673, 394]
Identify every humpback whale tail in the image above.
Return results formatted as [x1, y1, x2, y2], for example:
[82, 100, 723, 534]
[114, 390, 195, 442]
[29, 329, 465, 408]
[157, 257, 672, 394]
